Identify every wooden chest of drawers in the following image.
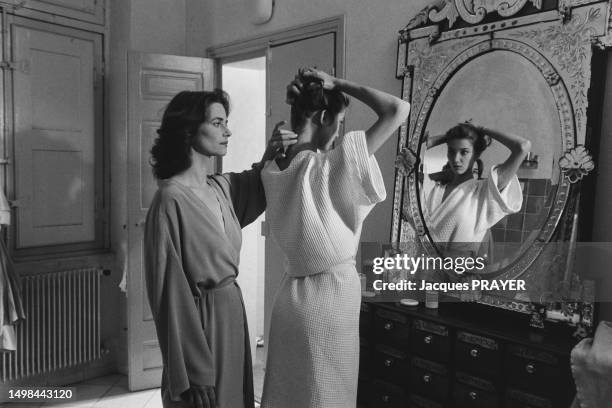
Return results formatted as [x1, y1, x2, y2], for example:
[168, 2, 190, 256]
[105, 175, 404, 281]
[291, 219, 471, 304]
[358, 302, 578, 408]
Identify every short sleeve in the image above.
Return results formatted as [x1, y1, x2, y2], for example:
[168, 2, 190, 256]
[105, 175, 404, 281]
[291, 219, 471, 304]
[335, 131, 387, 204]
[487, 165, 522, 214]
[474, 165, 522, 233]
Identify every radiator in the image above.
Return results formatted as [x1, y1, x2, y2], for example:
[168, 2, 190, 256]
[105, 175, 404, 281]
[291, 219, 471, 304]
[1, 268, 102, 382]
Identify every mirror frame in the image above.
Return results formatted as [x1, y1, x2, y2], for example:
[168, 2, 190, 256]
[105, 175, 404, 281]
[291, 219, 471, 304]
[411, 42, 572, 275]
[391, 0, 610, 329]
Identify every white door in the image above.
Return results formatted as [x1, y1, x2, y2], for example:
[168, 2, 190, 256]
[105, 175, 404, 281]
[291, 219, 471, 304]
[264, 34, 336, 358]
[126, 52, 214, 391]
[11, 17, 103, 250]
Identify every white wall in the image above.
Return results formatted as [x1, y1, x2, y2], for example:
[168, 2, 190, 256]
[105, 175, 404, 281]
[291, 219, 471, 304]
[186, 0, 431, 246]
[131, 0, 186, 55]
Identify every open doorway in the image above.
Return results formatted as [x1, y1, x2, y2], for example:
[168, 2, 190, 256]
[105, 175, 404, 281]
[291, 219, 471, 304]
[221, 56, 267, 399]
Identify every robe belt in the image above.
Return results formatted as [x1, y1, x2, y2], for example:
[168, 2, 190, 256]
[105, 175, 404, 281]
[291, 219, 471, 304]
[286, 260, 357, 277]
[196, 276, 237, 297]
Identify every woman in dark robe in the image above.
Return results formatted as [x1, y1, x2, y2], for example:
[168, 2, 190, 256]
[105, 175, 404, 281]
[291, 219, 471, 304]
[144, 90, 296, 408]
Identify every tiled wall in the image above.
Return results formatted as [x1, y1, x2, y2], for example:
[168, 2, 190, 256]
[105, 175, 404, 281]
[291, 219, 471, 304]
[491, 178, 554, 245]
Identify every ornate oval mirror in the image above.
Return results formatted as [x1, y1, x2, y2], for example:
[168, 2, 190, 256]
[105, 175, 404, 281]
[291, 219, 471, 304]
[417, 49, 563, 277]
[391, 1, 608, 327]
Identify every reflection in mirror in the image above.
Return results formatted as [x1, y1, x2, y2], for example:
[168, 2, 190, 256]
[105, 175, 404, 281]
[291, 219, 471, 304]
[417, 50, 561, 274]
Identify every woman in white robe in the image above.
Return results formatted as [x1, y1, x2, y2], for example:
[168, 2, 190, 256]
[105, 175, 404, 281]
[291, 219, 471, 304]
[260, 68, 411, 408]
[421, 123, 531, 260]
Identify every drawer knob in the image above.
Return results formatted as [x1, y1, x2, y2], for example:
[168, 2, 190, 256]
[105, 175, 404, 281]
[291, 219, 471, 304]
[470, 348, 479, 358]
[382, 395, 390, 403]
[469, 391, 478, 400]
[424, 335, 433, 344]
[423, 374, 432, 383]
[384, 358, 393, 367]
[526, 362, 536, 374]
[384, 322, 394, 331]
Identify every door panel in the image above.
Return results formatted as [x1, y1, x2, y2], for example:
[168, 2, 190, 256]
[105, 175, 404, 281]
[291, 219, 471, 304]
[264, 33, 336, 359]
[127, 52, 214, 391]
[11, 18, 102, 248]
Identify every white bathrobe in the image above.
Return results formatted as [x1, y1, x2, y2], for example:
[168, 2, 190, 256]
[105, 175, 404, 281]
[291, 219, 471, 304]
[260, 131, 386, 408]
[422, 165, 522, 256]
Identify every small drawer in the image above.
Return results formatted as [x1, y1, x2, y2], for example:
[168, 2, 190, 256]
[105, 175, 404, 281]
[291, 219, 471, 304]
[455, 331, 500, 377]
[453, 383, 500, 408]
[370, 379, 409, 408]
[374, 308, 411, 349]
[373, 344, 410, 385]
[408, 393, 444, 408]
[408, 357, 449, 401]
[453, 372, 500, 408]
[506, 345, 570, 395]
[411, 320, 450, 362]
[505, 388, 554, 408]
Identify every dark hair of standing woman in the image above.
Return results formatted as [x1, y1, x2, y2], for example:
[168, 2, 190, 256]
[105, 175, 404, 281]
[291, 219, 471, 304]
[150, 89, 230, 180]
[289, 78, 349, 131]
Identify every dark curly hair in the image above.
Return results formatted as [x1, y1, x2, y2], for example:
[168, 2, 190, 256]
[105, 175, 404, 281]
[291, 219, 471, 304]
[445, 122, 491, 157]
[150, 89, 230, 180]
[289, 78, 349, 132]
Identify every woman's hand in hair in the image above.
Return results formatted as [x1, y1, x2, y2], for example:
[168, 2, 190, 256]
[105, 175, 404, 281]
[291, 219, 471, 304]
[299, 67, 337, 90]
[286, 68, 337, 104]
[286, 75, 304, 105]
[181, 385, 216, 408]
[461, 121, 491, 147]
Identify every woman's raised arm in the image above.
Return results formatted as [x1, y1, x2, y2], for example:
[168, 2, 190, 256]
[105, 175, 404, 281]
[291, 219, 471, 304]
[422, 130, 448, 149]
[480, 126, 531, 191]
[300, 68, 410, 155]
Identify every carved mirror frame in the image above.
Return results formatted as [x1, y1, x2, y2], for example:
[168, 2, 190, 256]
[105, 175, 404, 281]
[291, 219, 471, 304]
[391, 0, 611, 329]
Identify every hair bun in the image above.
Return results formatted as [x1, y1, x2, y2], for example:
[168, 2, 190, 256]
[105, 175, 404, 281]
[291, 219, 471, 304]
[289, 76, 349, 131]
[293, 78, 326, 111]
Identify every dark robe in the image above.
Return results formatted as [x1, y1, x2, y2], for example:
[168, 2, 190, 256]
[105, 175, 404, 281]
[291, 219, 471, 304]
[144, 169, 265, 408]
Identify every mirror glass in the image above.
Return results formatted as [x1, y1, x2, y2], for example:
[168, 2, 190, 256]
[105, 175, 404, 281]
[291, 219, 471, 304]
[418, 50, 562, 274]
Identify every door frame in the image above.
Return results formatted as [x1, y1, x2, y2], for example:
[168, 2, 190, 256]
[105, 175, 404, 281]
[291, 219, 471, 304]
[207, 15, 345, 72]
[208, 16, 346, 150]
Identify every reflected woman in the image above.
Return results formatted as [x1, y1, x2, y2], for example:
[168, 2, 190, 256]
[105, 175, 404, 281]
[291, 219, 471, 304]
[419, 122, 530, 257]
